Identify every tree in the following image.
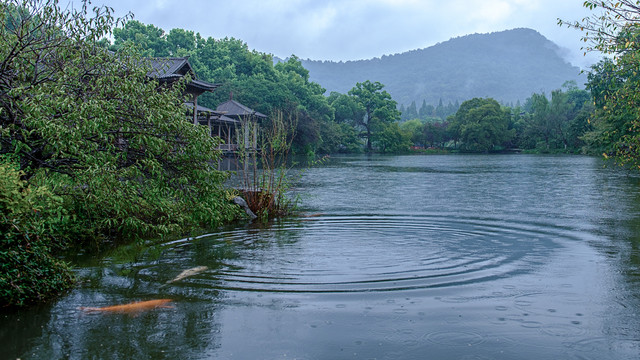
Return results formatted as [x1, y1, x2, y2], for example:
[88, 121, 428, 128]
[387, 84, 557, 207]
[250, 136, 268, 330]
[560, 1, 640, 166]
[423, 121, 449, 148]
[448, 98, 513, 152]
[402, 100, 418, 121]
[525, 93, 553, 149]
[373, 122, 412, 153]
[329, 92, 362, 124]
[400, 119, 425, 146]
[112, 20, 170, 56]
[559, 1, 640, 55]
[516, 86, 593, 152]
[166, 28, 197, 55]
[348, 80, 400, 152]
[419, 100, 433, 120]
[435, 98, 446, 119]
[0, 0, 239, 243]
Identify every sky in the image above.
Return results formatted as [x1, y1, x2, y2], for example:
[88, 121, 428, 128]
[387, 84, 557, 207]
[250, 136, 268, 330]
[74, 0, 602, 69]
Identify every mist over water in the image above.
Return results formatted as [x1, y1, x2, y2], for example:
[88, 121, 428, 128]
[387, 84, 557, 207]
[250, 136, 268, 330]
[3, 154, 639, 359]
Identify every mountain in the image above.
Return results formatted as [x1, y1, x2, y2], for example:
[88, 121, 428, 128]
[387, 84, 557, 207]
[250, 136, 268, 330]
[301, 28, 586, 106]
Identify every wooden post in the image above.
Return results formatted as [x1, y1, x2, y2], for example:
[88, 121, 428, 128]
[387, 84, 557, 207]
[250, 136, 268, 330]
[192, 95, 198, 125]
[243, 118, 249, 150]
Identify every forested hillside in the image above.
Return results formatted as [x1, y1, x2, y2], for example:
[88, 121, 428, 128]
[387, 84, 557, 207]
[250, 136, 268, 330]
[302, 28, 586, 106]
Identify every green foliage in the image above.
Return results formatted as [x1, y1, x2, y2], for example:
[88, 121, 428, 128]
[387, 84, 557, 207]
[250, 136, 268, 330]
[510, 83, 593, 153]
[317, 120, 363, 154]
[449, 98, 513, 152]
[559, 1, 640, 55]
[400, 119, 425, 146]
[1, 0, 241, 244]
[422, 121, 450, 148]
[373, 122, 412, 153]
[586, 54, 640, 166]
[237, 111, 299, 220]
[112, 20, 171, 56]
[1, 158, 74, 307]
[348, 80, 400, 152]
[113, 23, 335, 154]
[560, 1, 640, 166]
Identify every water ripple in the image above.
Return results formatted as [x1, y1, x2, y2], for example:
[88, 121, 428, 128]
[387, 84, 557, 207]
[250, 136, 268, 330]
[157, 215, 577, 294]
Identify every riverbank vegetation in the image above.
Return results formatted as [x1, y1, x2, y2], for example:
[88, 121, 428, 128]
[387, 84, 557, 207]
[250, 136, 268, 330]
[1, 0, 241, 307]
[559, 1, 640, 169]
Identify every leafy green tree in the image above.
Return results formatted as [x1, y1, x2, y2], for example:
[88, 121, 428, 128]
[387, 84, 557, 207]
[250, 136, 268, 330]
[560, 1, 640, 166]
[113, 20, 170, 56]
[549, 90, 573, 149]
[166, 28, 197, 55]
[449, 98, 513, 152]
[583, 56, 640, 161]
[516, 85, 593, 152]
[329, 92, 363, 124]
[1, 158, 74, 307]
[419, 100, 434, 120]
[401, 100, 418, 121]
[423, 121, 449, 148]
[323, 92, 364, 153]
[400, 119, 425, 146]
[373, 122, 412, 153]
[524, 93, 553, 149]
[0, 0, 240, 245]
[318, 121, 362, 154]
[348, 80, 400, 152]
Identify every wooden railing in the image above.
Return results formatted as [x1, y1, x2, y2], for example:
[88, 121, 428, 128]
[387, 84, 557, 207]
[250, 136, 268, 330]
[218, 143, 238, 152]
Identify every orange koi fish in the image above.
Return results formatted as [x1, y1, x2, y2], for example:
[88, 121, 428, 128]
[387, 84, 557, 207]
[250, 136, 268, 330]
[80, 299, 173, 314]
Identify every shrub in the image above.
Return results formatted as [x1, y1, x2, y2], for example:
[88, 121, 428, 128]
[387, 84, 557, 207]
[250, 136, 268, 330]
[0, 158, 74, 308]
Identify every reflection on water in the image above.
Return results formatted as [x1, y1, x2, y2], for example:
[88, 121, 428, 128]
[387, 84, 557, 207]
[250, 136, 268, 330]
[2, 154, 640, 359]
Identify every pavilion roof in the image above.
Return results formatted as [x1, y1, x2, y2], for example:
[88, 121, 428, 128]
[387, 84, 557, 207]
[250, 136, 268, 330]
[216, 99, 267, 119]
[147, 57, 218, 92]
[184, 103, 239, 123]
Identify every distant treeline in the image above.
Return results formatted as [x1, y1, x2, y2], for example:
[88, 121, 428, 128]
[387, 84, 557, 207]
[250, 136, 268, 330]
[395, 82, 593, 153]
[399, 99, 460, 122]
[106, 20, 593, 155]
[109, 19, 636, 162]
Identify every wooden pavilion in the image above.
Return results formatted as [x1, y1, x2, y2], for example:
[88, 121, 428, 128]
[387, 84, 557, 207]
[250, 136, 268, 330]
[216, 98, 267, 152]
[147, 57, 256, 154]
[147, 57, 217, 125]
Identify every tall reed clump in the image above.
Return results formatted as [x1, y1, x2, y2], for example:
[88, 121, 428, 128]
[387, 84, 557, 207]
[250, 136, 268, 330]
[235, 110, 298, 220]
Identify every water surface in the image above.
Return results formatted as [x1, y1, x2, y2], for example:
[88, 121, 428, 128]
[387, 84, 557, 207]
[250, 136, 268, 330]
[3, 154, 639, 359]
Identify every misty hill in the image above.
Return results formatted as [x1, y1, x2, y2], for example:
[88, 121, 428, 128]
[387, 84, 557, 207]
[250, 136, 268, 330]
[302, 28, 586, 106]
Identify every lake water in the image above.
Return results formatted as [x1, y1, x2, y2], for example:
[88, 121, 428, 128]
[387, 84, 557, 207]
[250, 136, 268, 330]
[2, 154, 640, 359]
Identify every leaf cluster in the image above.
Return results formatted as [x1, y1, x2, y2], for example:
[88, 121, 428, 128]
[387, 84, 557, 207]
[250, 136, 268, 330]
[560, 1, 640, 167]
[1, 1, 241, 246]
[448, 98, 513, 152]
[1, 157, 73, 308]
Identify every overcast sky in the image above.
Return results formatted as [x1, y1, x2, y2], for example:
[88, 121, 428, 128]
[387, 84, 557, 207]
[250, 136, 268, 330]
[76, 0, 602, 68]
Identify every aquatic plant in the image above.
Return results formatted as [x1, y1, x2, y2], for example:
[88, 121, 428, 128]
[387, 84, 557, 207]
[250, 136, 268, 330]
[235, 110, 300, 220]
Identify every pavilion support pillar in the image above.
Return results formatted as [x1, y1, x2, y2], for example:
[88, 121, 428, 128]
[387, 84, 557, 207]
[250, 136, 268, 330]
[192, 96, 198, 125]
